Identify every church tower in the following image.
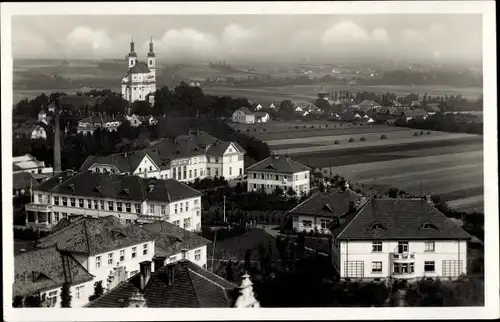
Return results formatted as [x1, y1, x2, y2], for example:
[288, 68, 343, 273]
[147, 37, 156, 70]
[128, 37, 137, 68]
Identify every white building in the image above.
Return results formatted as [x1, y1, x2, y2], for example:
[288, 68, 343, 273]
[232, 107, 255, 124]
[25, 171, 203, 232]
[121, 38, 156, 103]
[35, 216, 155, 301]
[77, 115, 123, 135]
[13, 154, 53, 175]
[14, 124, 47, 140]
[14, 246, 95, 308]
[290, 187, 366, 234]
[246, 155, 310, 195]
[254, 112, 270, 123]
[126, 114, 143, 127]
[79, 130, 245, 182]
[330, 198, 471, 281]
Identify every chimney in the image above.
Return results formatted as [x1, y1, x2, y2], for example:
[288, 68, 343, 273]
[148, 182, 155, 192]
[153, 257, 165, 272]
[53, 109, 62, 174]
[58, 177, 63, 183]
[139, 261, 152, 293]
[181, 249, 187, 260]
[167, 263, 175, 286]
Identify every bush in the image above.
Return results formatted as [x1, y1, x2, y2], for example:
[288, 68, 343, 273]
[246, 128, 250, 133]
[348, 138, 355, 142]
[380, 134, 387, 139]
[237, 129, 241, 132]
[427, 131, 431, 135]
[420, 130, 424, 135]
[334, 140, 340, 144]
[263, 128, 267, 131]
[360, 137, 366, 141]
[414, 132, 420, 136]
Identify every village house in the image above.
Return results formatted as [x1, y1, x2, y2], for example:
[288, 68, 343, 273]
[14, 124, 47, 140]
[290, 186, 366, 234]
[86, 259, 239, 308]
[232, 107, 255, 124]
[357, 100, 381, 112]
[35, 216, 155, 298]
[141, 220, 210, 269]
[329, 198, 471, 281]
[13, 154, 53, 175]
[246, 155, 310, 195]
[13, 246, 95, 308]
[77, 114, 124, 135]
[399, 109, 417, 122]
[25, 171, 203, 231]
[254, 111, 270, 123]
[424, 103, 441, 115]
[413, 108, 429, 120]
[80, 130, 246, 182]
[140, 114, 158, 126]
[126, 114, 143, 127]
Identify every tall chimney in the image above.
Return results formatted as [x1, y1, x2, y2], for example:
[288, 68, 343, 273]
[139, 261, 152, 293]
[53, 108, 62, 174]
[167, 264, 175, 286]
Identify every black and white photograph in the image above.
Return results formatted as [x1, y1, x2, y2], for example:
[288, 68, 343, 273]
[1, 1, 498, 320]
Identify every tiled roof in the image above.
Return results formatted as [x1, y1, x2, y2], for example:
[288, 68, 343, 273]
[254, 112, 269, 118]
[14, 246, 94, 297]
[78, 115, 124, 125]
[289, 189, 363, 218]
[13, 172, 40, 190]
[335, 198, 472, 240]
[128, 62, 151, 74]
[79, 150, 163, 173]
[246, 155, 310, 174]
[235, 107, 254, 116]
[36, 216, 155, 256]
[142, 221, 210, 258]
[34, 171, 201, 203]
[402, 110, 416, 117]
[358, 100, 380, 107]
[86, 260, 237, 307]
[413, 108, 428, 117]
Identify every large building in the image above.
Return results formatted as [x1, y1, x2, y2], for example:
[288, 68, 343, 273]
[330, 198, 471, 281]
[246, 155, 310, 195]
[232, 107, 256, 124]
[13, 154, 53, 175]
[79, 130, 246, 182]
[77, 114, 124, 135]
[25, 171, 203, 231]
[121, 38, 156, 103]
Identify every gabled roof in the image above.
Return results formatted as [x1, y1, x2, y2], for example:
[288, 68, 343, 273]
[86, 260, 237, 307]
[14, 246, 94, 297]
[402, 110, 416, 117]
[358, 100, 380, 107]
[413, 108, 428, 117]
[36, 216, 155, 256]
[334, 198, 472, 240]
[13, 172, 40, 190]
[254, 112, 269, 118]
[142, 221, 210, 258]
[13, 124, 44, 135]
[289, 189, 363, 218]
[35, 171, 201, 203]
[246, 155, 310, 174]
[78, 115, 124, 125]
[79, 150, 162, 173]
[234, 107, 254, 116]
[128, 62, 151, 74]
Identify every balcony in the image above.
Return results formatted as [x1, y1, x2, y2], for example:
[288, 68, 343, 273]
[391, 271, 416, 280]
[25, 203, 52, 212]
[391, 252, 416, 263]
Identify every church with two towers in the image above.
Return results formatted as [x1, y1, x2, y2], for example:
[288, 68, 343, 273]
[121, 38, 156, 103]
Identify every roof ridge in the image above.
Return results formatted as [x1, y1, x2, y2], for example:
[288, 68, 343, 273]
[188, 267, 235, 292]
[83, 220, 92, 255]
[336, 196, 373, 239]
[289, 192, 319, 213]
[37, 216, 86, 243]
[246, 156, 271, 171]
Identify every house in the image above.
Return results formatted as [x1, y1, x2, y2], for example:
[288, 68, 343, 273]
[86, 259, 238, 307]
[13, 154, 53, 175]
[126, 114, 143, 127]
[80, 130, 246, 182]
[358, 100, 381, 111]
[269, 103, 277, 109]
[35, 215, 156, 296]
[411, 100, 422, 107]
[425, 103, 441, 115]
[13, 246, 95, 308]
[13, 172, 40, 197]
[77, 114, 124, 135]
[290, 186, 366, 234]
[232, 107, 255, 124]
[400, 110, 416, 122]
[413, 108, 429, 119]
[13, 124, 47, 140]
[254, 104, 263, 111]
[246, 155, 310, 195]
[142, 221, 210, 269]
[254, 112, 270, 123]
[25, 171, 203, 231]
[140, 115, 158, 126]
[330, 198, 471, 281]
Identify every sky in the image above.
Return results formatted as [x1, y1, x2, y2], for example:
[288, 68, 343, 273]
[12, 14, 482, 63]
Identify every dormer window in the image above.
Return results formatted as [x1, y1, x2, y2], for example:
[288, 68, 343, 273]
[369, 222, 386, 230]
[69, 184, 75, 191]
[323, 204, 335, 213]
[419, 222, 438, 230]
[123, 188, 131, 196]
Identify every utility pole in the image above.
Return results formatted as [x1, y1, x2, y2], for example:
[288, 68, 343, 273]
[223, 195, 226, 224]
[211, 229, 217, 272]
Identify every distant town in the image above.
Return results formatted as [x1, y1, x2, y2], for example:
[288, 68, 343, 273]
[12, 35, 484, 309]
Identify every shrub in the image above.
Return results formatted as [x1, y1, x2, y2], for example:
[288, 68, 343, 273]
[325, 124, 329, 128]
[246, 128, 250, 133]
[237, 129, 241, 132]
[360, 137, 366, 141]
[253, 128, 257, 132]
[427, 131, 431, 135]
[348, 138, 355, 142]
[263, 128, 267, 131]
[414, 132, 420, 136]
[380, 134, 387, 139]
[334, 140, 340, 144]
[420, 130, 424, 135]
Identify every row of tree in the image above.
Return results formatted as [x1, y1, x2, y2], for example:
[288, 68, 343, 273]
[396, 113, 483, 135]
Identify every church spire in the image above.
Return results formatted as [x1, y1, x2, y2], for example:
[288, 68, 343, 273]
[148, 37, 155, 57]
[130, 37, 135, 54]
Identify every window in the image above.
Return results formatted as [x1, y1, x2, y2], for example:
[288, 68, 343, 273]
[319, 219, 330, 229]
[215, 169, 219, 177]
[185, 202, 189, 211]
[108, 253, 114, 265]
[38, 194, 42, 203]
[344, 261, 364, 278]
[393, 263, 413, 274]
[197, 210, 200, 217]
[53, 212, 60, 222]
[253, 184, 257, 189]
[194, 169, 197, 177]
[135, 204, 141, 214]
[149, 204, 154, 214]
[108, 201, 114, 211]
[180, 203, 184, 212]
[194, 199, 199, 205]
[149, 166, 152, 171]
[87, 199, 92, 209]
[46, 290, 58, 307]
[261, 174, 264, 179]
[62, 213, 68, 219]
[119, 249, 125, 262]
[62, 197, 68, 206]
[275, 175, 279, 180]
[207, 168, 211, 177]
[424, 241, 435, 252]
[253, 173, 256, 179]
[94, 200, 98, 209]
[372, 241, 383, 252]
[372, 261, 382, 273]
[54, 196, 60, 206]
[184, 217, 191, 229]
[442, 260, 463, 277]
[229, 167, 232, 175]
[96, 256, 101, 268]
[397, 241, 409, 253]
[143, 243, 148, 255]
[195, 249, 201, 261]
[305, 173, 308, 179]
[75, 285, 84, 300]
[132, 247, 137, 258]
[70, 198, 76, 207]
[172, 169, 176, 180]
[117, 202, 123, 212]
[174, 204, 178, 214]
[161, 205, 166, 215]
[302, 220, 312, 228]
[173, 220, 180, 227]
[295, 175, 298, 181]
[125, 203, 131, 213]
[239, 168, 242, 176]
[183, 166, 187, 179]
[424, 261, 435, 272]
[189, 170, 192, 178]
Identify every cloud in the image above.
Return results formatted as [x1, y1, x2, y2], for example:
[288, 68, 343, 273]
[13, 29, 48, 57]
[66, 26, 113, 52]
[321, 21, 368, 44]
[372, 28, 390, 42]
[221, 24, 258, 46]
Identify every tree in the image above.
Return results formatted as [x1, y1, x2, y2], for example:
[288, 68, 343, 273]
[244, 249, 253, 273]
[24, 292, 43, 307]
[88, 281, 104, 302]
[225, 260, 234, 282]
[13, 296, 24, 307]
[60, 282, 72, 308]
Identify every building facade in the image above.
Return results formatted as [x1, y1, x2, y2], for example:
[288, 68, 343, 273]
[25, 171, 203, 232]
[246, 155, 311, 195]
[77, 115, 123, 135]
[121, 38, 156, 103]
[330, 198, 471, 281]
[232, 107, 255, 124]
